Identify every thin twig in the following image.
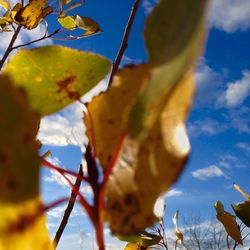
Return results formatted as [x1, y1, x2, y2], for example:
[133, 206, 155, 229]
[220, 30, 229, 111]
[53, 165, 84, 247]
[0, 25, 22, 71]
[11, 29, 61, 51]
[227, 234, 230, 250]
[108, 0, 141, 86]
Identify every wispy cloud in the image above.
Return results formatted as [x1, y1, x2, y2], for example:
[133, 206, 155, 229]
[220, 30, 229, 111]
[192, 165, 224, 180]
[208, 0, 250, 32]
[236, 142, 250, 155]
[166, 188, 183, 198]
[38, 78, 109, 147]
[218, 70, 250, 108]
[188, 118, 228, 137]
[194, 60, 222, 108]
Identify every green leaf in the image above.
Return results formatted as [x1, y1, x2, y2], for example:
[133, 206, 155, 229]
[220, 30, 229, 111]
[232, 201, 250, 227]
[3, 45, 111, 116]
[58, 15, 77, 30]
[128, 0, 208, 138]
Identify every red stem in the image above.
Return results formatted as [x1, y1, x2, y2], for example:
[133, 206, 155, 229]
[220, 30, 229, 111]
[41, 159, 90, 183]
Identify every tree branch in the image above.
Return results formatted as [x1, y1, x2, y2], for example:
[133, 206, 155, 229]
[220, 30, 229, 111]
[53, 165, 84, 247]
[0, 25, 22, 71]
[108, 0, 141, 86]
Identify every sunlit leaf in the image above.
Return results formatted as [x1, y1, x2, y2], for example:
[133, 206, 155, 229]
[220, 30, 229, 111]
[3, 45, 111, 116]
[128, 0, 208, 138]
[173, 210, 183, 244]
[232, 201, 250, 227]
[58, 15, 77, 30]
[69, 15, 102, 39]
[85, 65, 150, 169]
[0, 0, 10, 10]
[234, 183, 250, 201]
[0, 75, 53, 249]
[214, 201, 242, 244]
[10, 3, 22, 21]
[14, 0, 53, 29]
[104, 72, 194, 235]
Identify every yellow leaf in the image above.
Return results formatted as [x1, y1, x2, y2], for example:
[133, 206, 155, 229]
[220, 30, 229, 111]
[14, 0, 53, 29]
[0, 0, 10, 10]
[0, 198, 54, 250]
[104, 72, 194, 235]
[10, 3, 22, 21]
[217, 212, 242, 245]
[124, 243, 149, 250]
[58, 15, 77, 30]
[0, 75, 53, 249]
[85, 65, 150, 170]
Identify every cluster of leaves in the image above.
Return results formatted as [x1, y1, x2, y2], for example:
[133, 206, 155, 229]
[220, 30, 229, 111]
[0, 0, 100, 39]
[214, 184, 250, 249]
[0, 0, 209, 249]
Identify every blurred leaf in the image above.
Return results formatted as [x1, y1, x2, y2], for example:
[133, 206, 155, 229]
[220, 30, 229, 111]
[104, 72, 194, 235]
[214, 201, 242, 245]
[3, 45, 111, 116]
[173, 210, 183, 244]
[0, 198, 54, 249]
[0, 75, 40, 203]
[124, 243, 149, 250]
[0, 0, 10, 10]
[118, 232, 161, 247]
[128, 0, 208, 138]
[85, 65, 150, 170]
[14, 0, 53, 29]
[214, 200, 225, 214]
[59, 0, 72, 10]
[0, 75, 53, 249]
[58, 15, 77, 30]
[234, 183, 250, 201]
[232, 201, 250, 227]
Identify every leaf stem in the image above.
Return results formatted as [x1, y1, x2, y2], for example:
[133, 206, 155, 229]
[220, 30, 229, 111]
[53, 165, 84, 247]
[0, 25, 22, 71]
[11, 29, 61, 51]
[108, 0, 141, 86]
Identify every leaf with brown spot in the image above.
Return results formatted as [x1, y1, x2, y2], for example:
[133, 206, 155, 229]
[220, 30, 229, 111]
[105, 72, 194, 235]
[85, 65, 150, 169]
[14, 0, 53, 29]
[3, 45, 111, 116]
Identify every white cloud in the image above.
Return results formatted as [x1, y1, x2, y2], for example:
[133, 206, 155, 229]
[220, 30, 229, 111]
[166, 188, 183, 198]
[218, 71, 250, 108]
[188, 118, 228, 136]
[0, 23, 53, 62]
[38, 102, 86, 147]
[195, 60, 222, 107]
[228, 106, 250, 134]
[236, 142, 250, 154]
[208, 0, 250, 32]
[192, 165, 224, 180]
[38, 78, 109, 147]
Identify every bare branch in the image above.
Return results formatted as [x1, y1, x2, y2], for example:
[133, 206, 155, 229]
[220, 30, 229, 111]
[108, 0, 141, 86]
[0, 25, 22, 71]
[53, 165, 84, 247]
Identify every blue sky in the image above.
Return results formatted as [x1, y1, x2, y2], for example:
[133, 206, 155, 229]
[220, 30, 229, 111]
[2, 0, 249, 249]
